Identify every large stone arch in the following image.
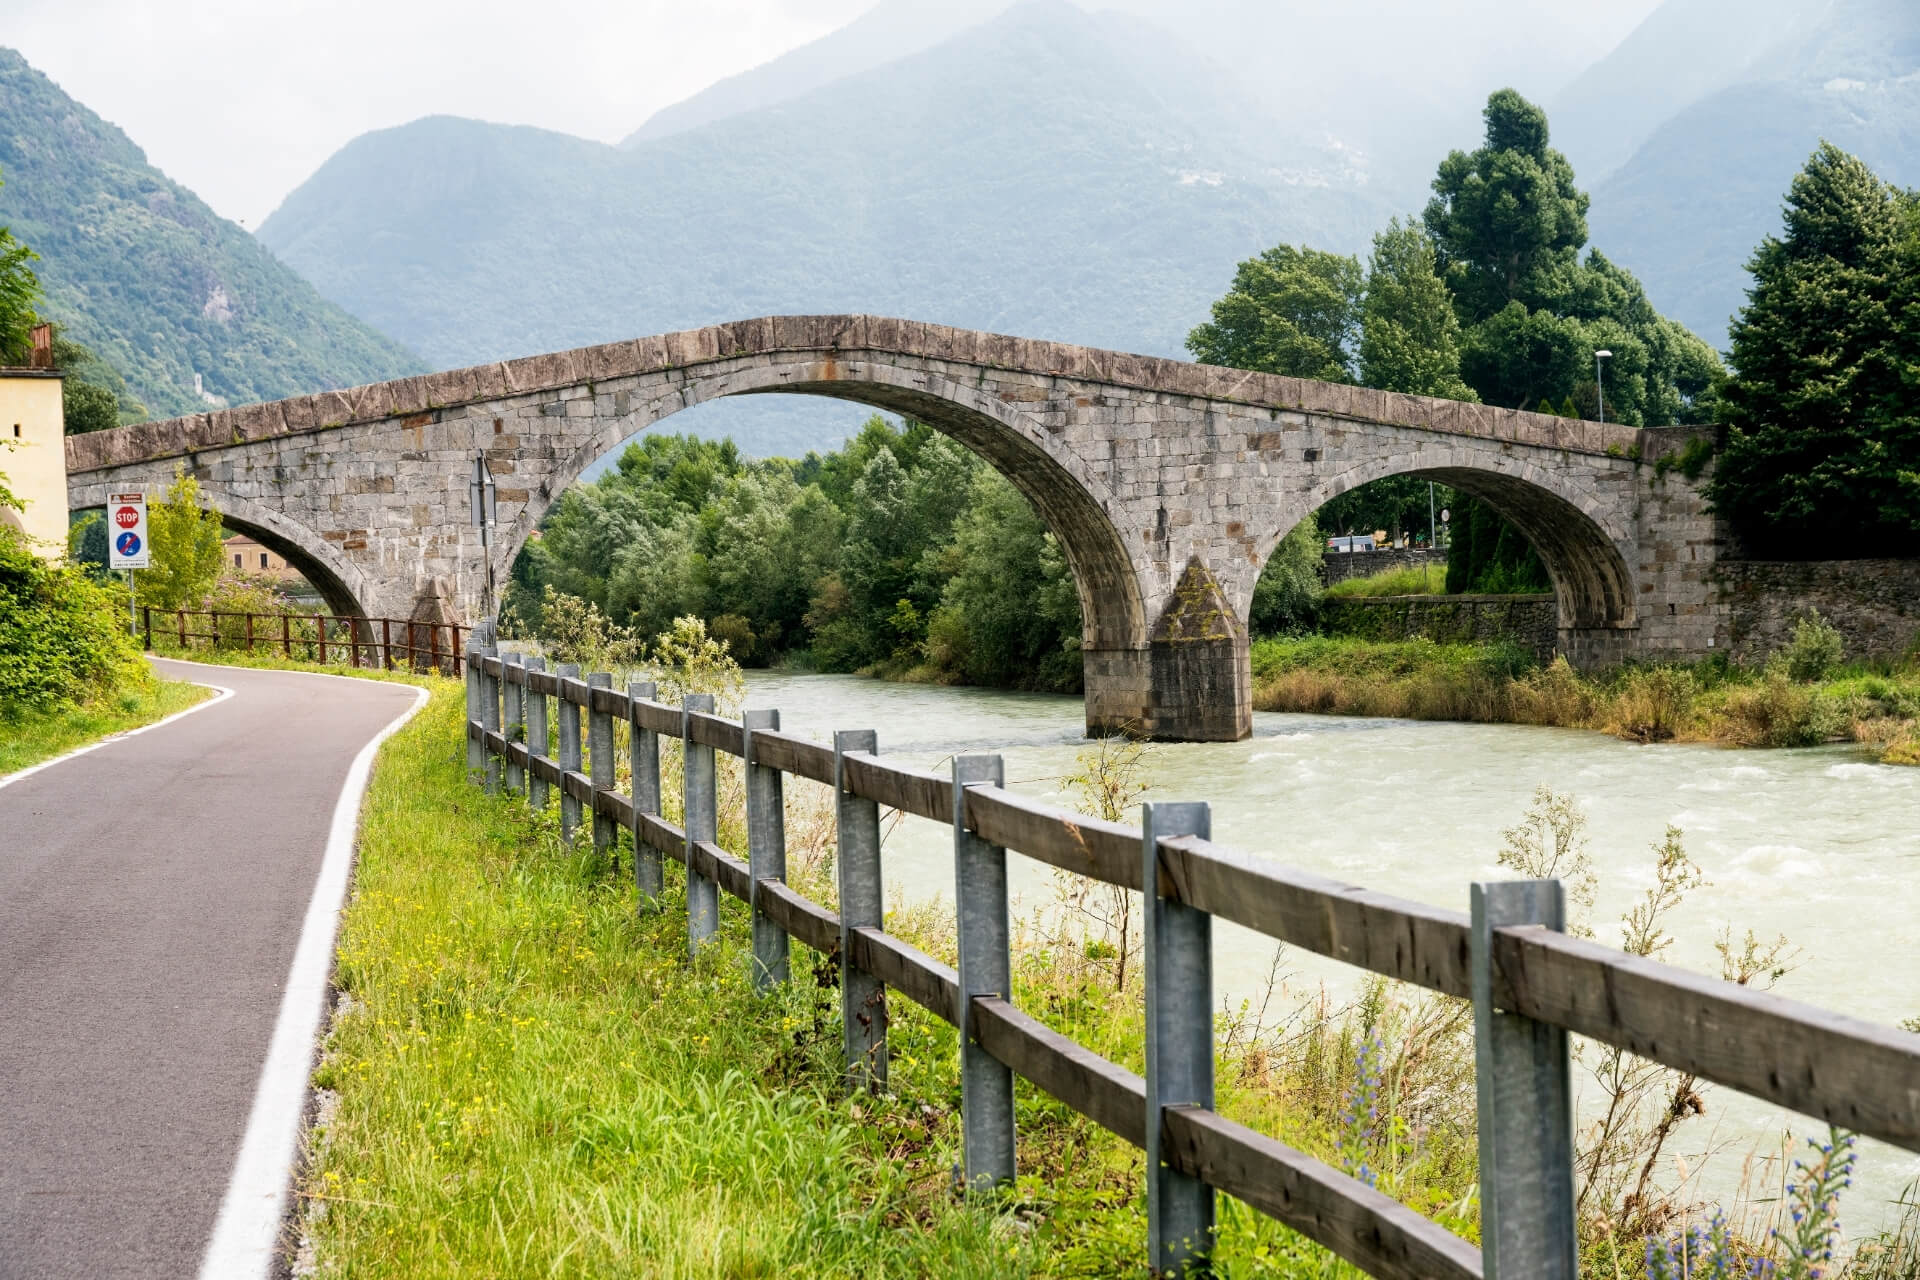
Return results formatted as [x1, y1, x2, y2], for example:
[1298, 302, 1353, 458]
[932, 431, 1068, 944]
[68, 480, 376, 621]
[495, 355, 1150, 658]
[1250, 448, 1638, 640]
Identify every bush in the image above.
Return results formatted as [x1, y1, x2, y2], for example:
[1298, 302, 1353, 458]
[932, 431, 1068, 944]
[1783, 609, 1844, 682]
[1721, 664, 1845, 747]
[1606, 665, 1696, 743]
[0, 523, 149, 717]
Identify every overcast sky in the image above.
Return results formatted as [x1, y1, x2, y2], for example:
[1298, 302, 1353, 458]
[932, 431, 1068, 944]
[4, 0, 1660, 228]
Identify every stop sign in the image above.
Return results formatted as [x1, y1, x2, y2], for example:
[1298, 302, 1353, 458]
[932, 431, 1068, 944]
[115, 505, 140, 529]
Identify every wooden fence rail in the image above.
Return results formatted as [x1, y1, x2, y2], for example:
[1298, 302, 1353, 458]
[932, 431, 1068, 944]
[464, 647, 1920, 1279]
[142, 606, 468, 676]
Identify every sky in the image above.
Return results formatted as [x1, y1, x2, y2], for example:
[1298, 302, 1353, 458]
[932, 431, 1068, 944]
[2, 0, 1662, 229]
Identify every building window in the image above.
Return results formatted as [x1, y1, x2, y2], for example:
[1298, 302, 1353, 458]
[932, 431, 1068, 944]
[260, 553, 269, 569]
[234, 553, 242, 567]
[10, 424, 18, 438]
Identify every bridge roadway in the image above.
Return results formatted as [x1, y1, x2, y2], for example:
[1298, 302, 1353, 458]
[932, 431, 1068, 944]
[0, 661, 420, 1279]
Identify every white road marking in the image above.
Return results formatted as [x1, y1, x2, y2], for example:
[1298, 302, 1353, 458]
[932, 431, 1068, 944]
[0, 679, 235, 791]
[195, 675, 429, 1280]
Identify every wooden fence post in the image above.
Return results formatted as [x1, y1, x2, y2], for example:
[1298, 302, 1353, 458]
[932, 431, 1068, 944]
[502, 653, 525, 793]
[1143, 800, 1214, 1276]
[587, 673, 616, 863]
[1471, 879, 1577, 1280]
[954, 753, 1014, 1192]
[464, 647, 484, 788]
[525, 656, 549, 811]
[142, 606, 152, 652]
[743, 709, 788, 990]
[556, 663, 582, 841]
[628, 681, 662, 910]
[835, 729, 887, 1093]
[479, 647, 501, 795]
[683, 694, 719, 956]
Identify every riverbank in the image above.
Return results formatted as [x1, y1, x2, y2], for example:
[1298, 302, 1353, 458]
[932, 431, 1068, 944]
[1250, 634, 1920, 760]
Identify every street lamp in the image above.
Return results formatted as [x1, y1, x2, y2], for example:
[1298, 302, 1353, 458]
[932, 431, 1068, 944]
[470, 453, 498, 620]
[1594, 349, 1613, 424]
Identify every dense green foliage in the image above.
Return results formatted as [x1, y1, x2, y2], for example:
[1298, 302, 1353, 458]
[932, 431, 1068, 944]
[1185, 245, 1362, 382]
[508, 423, 1085, 690]
[1444, 494, 1550, 593]
[0, 48, 423, 419]
[134, 469, 225, 611]
[0, 173, 35, 365]
[1426, 90, 1722, 425]
[0, 468, 147, 717]
[1709, 144, 1920, 557]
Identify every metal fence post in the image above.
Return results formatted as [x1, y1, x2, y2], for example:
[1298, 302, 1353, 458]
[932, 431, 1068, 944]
[478, 645, 501, 794]
[743, 709, 788, 990]
[683, 694, 719, 956]
[464, 648, 484, 788]
[1471, 879, 1577, 1280]
[587, 672, 615, 863]
[629, 681, 662, 910]
[1143, 801, 1214, 1276]
[556, 663, 582, 842]
[502, 653, 525, 793]
[954, 754, 1014, 1192]
[525, 656, 549, 811]
[835, 729, 887, 1093]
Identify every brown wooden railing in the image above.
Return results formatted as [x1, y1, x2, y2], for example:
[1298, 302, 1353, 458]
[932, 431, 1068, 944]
[465, 647, 1920, 1279]
[143, 606, 468, 676]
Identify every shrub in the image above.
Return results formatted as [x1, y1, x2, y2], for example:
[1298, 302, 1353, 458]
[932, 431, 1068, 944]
[1607, 665, 1697, 743]
[1721, 664, 1845, 747]
[0, 521, 149, 716]
[1783, 609, 1845, 682]
[707, 612, 757, 663]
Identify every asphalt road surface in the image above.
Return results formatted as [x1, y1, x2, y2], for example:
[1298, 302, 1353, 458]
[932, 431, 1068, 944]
[0, 660, 422, 1280]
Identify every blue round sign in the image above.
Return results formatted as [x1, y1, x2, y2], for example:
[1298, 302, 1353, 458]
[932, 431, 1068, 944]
[115, 531, 142, 556]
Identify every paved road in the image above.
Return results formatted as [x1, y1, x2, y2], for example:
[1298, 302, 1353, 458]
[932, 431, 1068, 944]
[0, 661, 422, 1280]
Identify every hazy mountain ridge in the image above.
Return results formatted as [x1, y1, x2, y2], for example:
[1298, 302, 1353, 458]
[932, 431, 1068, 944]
[259, 1, 1390, 372]
[0, 48, 423, 419]
[1587, 0, 1920, 347]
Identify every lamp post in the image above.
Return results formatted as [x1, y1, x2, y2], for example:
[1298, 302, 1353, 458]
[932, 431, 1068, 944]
[1594, 349, 1613, 424]
[469, 452, 498, 620]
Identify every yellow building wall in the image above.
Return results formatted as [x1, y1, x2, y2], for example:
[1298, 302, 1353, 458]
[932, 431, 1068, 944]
[0, 372, 67, 558]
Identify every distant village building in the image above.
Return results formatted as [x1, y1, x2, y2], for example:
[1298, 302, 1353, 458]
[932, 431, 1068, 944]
[0, 324, 68, 559]
[223, 533, 301, 581]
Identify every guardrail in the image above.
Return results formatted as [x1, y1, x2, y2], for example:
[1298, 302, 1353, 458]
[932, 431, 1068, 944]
[464, 646, 1920, 1278]
[143, 606, 468, 676]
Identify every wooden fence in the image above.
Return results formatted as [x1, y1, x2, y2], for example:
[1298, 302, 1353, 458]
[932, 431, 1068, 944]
[143, 606, 468, 676]
[464, 646, 1920, 1278]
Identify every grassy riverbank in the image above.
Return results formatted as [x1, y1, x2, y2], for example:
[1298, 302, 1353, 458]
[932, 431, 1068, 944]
[302, 684, 1488, 1276]
[0, 678, 212, 776]
[1251, 635, 1920, 760]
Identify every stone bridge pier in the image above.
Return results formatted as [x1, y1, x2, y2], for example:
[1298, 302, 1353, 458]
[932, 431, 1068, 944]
[67, 316, 1724, 742]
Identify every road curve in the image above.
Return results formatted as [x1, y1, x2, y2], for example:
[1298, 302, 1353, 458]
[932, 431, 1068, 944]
[0, 660, 423, 1280]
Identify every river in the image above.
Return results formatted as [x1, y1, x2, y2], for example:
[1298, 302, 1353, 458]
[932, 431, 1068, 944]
[744, 670, 1920, 1233]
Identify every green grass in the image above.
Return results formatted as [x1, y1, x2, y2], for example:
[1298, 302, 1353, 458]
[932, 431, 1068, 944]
[0, 679, 213, 776]
[304, 685, 1482, 1276]
[1321, 564, 1449, 598]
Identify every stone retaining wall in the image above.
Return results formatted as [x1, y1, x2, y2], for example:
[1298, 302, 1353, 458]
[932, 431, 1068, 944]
[1318, 593, 1558, 660]
[1321, 547, 1447, 586]
[1714, 560, 1920, 664]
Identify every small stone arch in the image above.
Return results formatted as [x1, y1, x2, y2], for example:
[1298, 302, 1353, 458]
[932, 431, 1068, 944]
[499, 356, 1150, 656]
[1252, 450, 1638, 635]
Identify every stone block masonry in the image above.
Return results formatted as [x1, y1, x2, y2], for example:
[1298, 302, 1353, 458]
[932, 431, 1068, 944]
[68, 315, 1726, 741]
[1715, 560, 1920, 665]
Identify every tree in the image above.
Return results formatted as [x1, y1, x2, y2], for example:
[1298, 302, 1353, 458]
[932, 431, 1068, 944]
[1248, 514, 1323, 635]
[135, 467, 225, 609]
[1709, 144, 1919, 557]
[1187, 244, 1362, 381]
[1359, 219, 1477, 402]
[0, 169, 39, 366]
[1424, 89, 1588, 325]
[54, 332, 147, 434]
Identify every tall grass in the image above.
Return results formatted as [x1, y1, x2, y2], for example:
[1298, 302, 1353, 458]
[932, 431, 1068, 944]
[1322, 564, 1449, 599]
[1250, 635, 1920, 760]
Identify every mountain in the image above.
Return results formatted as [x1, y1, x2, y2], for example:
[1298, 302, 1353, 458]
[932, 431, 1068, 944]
[1549, 0, 1813, 184]
[623, 0, 1012, 146]
[258, 1, 1388, 386]
[0, 48, 424, 420]
[1585, 0, 1920, 348]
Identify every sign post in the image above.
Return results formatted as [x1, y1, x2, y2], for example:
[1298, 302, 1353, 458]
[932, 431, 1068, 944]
[108, 492, 149, 636]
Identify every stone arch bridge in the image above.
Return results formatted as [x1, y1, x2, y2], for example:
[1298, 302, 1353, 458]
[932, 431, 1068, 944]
[67, 315, 1723, 741]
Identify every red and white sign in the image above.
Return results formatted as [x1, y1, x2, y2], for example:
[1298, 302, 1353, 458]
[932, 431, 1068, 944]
[108, 492, 149, 569]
